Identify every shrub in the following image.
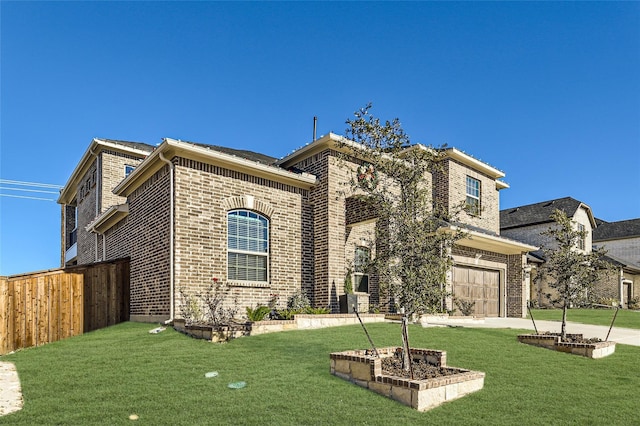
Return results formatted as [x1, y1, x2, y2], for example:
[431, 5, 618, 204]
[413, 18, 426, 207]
[628, 297, 640, 310]
[178, 288, 204, 325]
[596, 297, 619, 308]
[246, 305, 271, 322]
[454, 298, 476, 316]
[200, 280, 240, 325]
[286, 291, 311, 310]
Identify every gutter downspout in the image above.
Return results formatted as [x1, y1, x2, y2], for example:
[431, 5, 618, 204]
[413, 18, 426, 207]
[159, 151, 175, 324]
[90, 146, 101, 262]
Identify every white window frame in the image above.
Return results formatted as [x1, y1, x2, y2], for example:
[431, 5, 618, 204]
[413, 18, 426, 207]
[227, 210, 269, 282]
[124, 165, 136, 177]
[465, 176, 481, 216]
[577, 223, 586, 251]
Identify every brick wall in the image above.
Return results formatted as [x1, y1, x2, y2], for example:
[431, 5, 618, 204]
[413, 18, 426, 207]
[100, 150, 145, 212]
[76, 161, 98, 264]
[292, 150, 363, 311]
[172, 157, 311, 315]
[103, 166, 172, 320]
[435, 159, 500, 234]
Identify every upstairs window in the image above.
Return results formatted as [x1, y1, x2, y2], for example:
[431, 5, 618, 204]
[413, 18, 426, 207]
[465, 176, 481, 216]
[227, 210, 269, 282]
[577, 223, 586, 251]
[353, 246, 370, 293]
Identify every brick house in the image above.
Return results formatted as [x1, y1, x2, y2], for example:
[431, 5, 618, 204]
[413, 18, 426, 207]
[593, 218, 640, 307]
[500, 197, 639, 308]
[59, 134, 536, 322]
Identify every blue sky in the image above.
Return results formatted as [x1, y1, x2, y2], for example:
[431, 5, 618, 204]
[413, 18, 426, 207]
[1, 1, 639, 276]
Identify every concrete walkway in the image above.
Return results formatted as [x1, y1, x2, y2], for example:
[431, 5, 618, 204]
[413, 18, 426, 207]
[0, 362, 22, 416]
[423, 317, 640, 347]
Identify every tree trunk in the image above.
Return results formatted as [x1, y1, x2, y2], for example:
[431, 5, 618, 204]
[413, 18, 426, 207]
[401, 314, 413, 379]
[560, 303, 568, 341]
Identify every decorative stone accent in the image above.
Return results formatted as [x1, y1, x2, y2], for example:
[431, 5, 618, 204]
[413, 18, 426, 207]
[330, 347, 485, 412]
[517, 334, 616, 359]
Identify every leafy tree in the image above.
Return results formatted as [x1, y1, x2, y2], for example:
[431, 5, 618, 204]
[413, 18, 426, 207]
[339, 104, 465, 371]
[537, 209, 610, 340]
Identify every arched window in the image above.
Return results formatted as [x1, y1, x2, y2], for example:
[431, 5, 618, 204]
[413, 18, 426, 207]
[227, 210, 269, 282]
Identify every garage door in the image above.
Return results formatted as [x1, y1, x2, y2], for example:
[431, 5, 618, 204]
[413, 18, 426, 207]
[452, 266, 500, 317]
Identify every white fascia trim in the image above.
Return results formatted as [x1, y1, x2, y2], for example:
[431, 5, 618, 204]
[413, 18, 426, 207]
[114, 138, 317, 196]
[85, 203, 129, 234]
[445, 148, 505, 179]
[441, 225, 539, 254]
[496, 180, 510, 190]
[93, 138, 153, 157]
[166, 138, 317, 184]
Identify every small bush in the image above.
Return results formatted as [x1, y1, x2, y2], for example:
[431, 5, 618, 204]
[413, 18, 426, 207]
[628, 297, 640, 310]
[454, 298, 476, 316]
[246, 305, 271, 322]
[286, 291, 311, 310]
[596, 297, 619, 308]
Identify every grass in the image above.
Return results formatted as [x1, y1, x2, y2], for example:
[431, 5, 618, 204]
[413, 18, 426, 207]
[529, 308, 640, 329]
[1, 321, 638, 425]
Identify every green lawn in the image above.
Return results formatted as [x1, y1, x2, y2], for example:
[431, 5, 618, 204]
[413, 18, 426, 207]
[1, 321, 638, 425]
[529, 308, 640, 329]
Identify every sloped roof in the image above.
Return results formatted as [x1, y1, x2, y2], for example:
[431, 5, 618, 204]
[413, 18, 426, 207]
[500, 197, 590, 230]
[99, 139, 156, 153]
[114, 138, 316, 197]
[593, 218, 640, 241]
[187, 142, 277, 166]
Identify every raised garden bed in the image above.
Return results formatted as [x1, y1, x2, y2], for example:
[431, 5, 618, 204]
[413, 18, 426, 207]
[173, 319, 251, 342]
[173, 314, 385, 342]
[330, 347, 485, 412]
[517, 333, 616, 359]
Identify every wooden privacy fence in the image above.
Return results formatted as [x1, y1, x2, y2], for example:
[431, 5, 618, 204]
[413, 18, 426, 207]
[0, 258, 129, 355]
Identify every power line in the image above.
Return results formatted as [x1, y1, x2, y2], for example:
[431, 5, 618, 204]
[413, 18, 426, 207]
[0, 179, 63, 189]
[0, 179, 63, 202]
[0, 186, 60, 195]
[0, 193, 57, 202]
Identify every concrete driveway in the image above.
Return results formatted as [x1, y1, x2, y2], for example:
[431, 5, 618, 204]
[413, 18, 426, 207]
[423, 317, 640, 347]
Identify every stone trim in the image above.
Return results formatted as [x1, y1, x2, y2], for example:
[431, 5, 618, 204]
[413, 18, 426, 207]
[222, 195, 275, 218]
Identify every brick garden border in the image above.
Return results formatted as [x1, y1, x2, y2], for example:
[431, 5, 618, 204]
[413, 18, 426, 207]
[330, 347, 485, 412]
[517, 334, 616, 358]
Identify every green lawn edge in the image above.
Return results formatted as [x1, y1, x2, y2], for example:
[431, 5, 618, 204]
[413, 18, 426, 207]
[1, 321, 638, 425]
[528, 308, 640, 329]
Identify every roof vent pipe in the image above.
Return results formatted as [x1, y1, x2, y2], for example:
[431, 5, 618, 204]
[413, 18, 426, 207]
[313, 116, 317, 141]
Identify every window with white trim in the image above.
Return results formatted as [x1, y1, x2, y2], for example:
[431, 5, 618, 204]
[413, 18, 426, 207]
[465, 176, 481, 216]
[577, 223, 586, 251]
[353, 246, 370, 293]
[227, 210, 269, 282]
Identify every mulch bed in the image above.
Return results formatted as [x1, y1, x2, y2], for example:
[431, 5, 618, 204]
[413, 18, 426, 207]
[381, 355, 460, 380]
[541, 332, 602, 344]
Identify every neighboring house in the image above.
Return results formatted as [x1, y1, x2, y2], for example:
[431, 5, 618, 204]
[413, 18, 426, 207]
[593, 218, 640, 307]
[500, 197, 639, 308]
[58, 133, 536, 322]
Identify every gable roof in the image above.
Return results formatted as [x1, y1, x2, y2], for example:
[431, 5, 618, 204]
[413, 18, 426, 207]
[114, 138, 316, 197]
[500, 197, 595, 230]
[58, 138, 154, 205]
[593, 218, 640, 241]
